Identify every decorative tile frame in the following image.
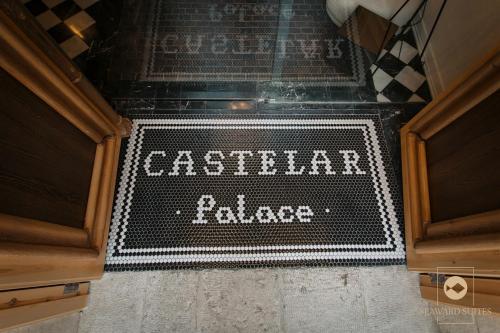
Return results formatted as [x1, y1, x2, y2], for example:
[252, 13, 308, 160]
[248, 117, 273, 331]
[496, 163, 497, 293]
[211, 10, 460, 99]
[141, 0, 366, 87]
[106, 117, 405, 269]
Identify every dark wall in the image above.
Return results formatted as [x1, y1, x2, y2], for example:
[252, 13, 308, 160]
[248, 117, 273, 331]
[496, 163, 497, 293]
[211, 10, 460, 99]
[0, 69, 96, 228]
[427, 90, 500, 222]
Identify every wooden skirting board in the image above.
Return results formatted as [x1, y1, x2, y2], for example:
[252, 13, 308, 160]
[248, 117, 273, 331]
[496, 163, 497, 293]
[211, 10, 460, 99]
[0, 283, 89, 331]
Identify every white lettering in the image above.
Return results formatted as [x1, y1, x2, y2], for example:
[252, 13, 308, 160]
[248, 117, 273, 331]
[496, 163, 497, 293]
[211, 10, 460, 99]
[296, 206, 314, 222]
[258, 150, 277, 175]
[230, 150, 253, 175]
[192, 195, 216, 224]
[284, 150, 305, 175]
[185, 35, 203, 54]
[278, 39, 291, 58]
[233, 35, 252, 54]
[339, 150, 366, 175]
[309, 150, 336, 175]
[144, 151, 166, 176]
[168, 151, 197, 176]
[148, 150, 367, 176]
[255, 206, 278, 223]
[203, 150, 225, 175]
[277, 206, 295, 223]
[326, 38, 343, 59]
[237, 194, 254, 223]
[256, 35, 272, 54]
[192, 194, 315, 224]
[211, 34, 228, 54]
[216, 207, 237, 224]
[160, 34, 178, 54]
[298, 39, 320, 59]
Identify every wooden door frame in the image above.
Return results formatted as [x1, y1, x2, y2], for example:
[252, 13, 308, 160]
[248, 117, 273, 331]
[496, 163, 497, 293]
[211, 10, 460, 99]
[401, 47, 500, 277]
[0, 0, 130, 290]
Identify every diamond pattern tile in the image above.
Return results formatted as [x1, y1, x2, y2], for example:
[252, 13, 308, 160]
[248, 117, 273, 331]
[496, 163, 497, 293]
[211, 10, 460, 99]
[370, 28, 431, 103]
[23, 0, 100, 59]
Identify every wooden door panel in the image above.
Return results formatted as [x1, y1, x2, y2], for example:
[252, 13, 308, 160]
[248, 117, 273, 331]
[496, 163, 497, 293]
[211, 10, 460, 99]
[0, 0, 131, 329]
[426, 91, 500, 222]
[0, 0, 130, 292]
[0, 283, 89, 331]
[0, 68, 96, 229]
[401, 48, 500, 276]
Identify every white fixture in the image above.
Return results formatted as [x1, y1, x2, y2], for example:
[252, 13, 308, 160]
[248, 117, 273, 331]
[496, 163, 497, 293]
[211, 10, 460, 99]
[326, 0, 424, 27]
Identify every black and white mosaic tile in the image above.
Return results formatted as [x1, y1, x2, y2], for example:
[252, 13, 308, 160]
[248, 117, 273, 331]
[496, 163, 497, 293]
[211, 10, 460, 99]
[141, 0, 367, 87]
[22, 0, 431, 103]
[106, 115, 405, 271]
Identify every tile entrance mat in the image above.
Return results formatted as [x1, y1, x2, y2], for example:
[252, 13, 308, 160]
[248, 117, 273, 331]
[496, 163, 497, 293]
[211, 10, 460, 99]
[141, 0, 366, 86]
[106, 115, 405, 271]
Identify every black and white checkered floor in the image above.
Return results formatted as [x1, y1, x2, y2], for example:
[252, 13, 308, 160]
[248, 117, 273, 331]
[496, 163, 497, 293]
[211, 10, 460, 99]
[22, 0, 100, 60]
[371, 28, 432, 103]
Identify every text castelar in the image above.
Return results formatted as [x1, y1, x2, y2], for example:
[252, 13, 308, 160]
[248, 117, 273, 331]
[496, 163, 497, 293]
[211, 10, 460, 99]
[143, 150, 367, 177]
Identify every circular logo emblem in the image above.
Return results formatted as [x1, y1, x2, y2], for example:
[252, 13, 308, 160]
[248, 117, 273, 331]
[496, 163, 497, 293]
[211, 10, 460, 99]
[443, 276, 468, 300]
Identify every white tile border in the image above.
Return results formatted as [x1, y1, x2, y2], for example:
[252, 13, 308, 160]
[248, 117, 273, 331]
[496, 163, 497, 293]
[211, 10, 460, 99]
[106, 118, 405, 264]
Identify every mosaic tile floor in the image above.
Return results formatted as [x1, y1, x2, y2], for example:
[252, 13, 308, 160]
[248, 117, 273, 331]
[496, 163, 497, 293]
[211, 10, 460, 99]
[142, 0, 366, 87]
[23, 0, 432, 103]
[19, 0, 432, 271]
[106, 114, 405, 271]
[102, 0, 377, 103]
